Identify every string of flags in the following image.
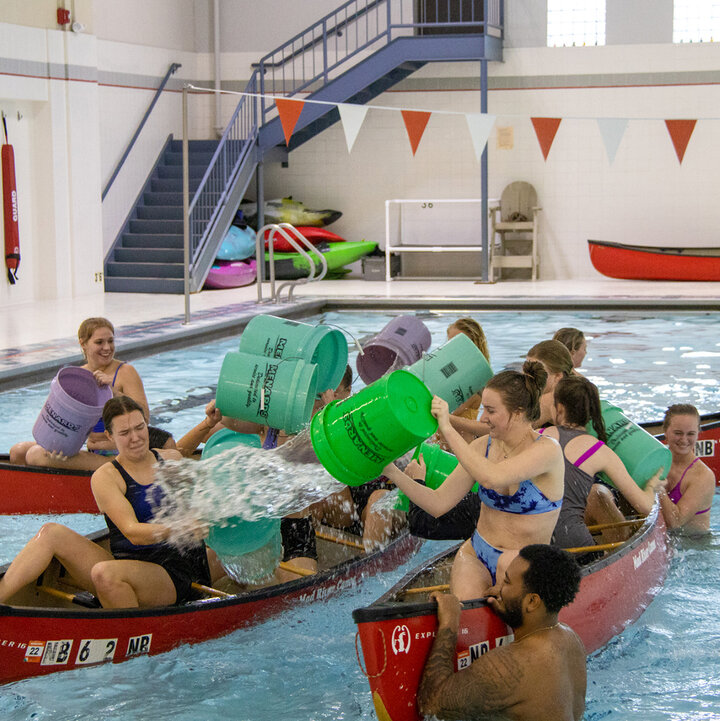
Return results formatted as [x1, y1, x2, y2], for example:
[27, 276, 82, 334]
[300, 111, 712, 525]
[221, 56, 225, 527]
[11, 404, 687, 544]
[190, 85, 702, 165]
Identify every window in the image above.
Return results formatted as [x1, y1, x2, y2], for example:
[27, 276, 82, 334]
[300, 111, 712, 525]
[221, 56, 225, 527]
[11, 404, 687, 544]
[547, 0, 606, 47]
[674, 0, 720, 42]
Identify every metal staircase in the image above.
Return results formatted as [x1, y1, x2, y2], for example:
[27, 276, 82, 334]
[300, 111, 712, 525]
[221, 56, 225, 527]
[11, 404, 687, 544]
[105, 0, 503, 293]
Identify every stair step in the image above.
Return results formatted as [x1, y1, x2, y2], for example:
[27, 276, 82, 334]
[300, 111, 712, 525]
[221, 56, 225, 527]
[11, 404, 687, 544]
[157, 165, 206, 179]
[170, 139, 220, 153]
[165, 151, 216, 166]
[129, 219, 184, 234]
[151, 178, 200, 193]
[114, 248, 184, 263]
[105, 276, 186, 294]
[121, 233, 184, 249]
[106, 261, 184, 279]
[144, 191, 183, 206]
[137, 205, 183, 221]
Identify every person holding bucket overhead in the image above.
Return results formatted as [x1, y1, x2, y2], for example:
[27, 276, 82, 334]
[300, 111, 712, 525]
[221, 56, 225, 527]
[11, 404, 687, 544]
[658, 404, 714, 535]
[10, 317, 173, 471]
[0, 396, 219, 608]
[383, 362, 565, 600]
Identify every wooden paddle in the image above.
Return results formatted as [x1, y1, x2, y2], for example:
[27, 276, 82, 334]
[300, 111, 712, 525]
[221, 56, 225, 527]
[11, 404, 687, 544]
[191, 582, 232, 598]
[278, 561, 316, 577]
[315, 530, 365, 550]
[586, 518, 645, 533]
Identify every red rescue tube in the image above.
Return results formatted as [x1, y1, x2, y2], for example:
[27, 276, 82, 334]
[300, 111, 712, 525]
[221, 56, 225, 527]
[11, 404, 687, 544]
[2, 116, 20, 284]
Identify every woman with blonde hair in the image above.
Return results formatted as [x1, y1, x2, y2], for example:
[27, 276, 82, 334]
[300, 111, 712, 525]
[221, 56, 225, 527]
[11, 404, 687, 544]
[526, 339, 574, 428]
[552, 327, 587, 370]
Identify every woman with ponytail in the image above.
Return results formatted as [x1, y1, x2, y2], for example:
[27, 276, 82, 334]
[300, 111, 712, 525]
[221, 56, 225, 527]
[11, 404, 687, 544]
[384, 361, 564, 600]
[542, 376, 665, 551]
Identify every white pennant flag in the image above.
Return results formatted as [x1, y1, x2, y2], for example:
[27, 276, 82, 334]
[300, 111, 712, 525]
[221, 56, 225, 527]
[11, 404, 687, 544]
[465, 113, 496, 162]
[596, 118, 628, 164]
[338, 103, 369, 153]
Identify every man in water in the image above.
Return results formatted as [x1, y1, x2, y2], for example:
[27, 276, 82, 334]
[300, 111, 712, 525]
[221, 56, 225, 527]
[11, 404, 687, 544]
[418, 544, 586, 721]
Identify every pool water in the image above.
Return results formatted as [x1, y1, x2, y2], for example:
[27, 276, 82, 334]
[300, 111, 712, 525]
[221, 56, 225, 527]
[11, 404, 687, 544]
[0, 309, 718, 720]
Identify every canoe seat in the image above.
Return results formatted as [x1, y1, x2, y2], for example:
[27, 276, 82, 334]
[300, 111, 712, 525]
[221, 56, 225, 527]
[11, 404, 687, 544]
[489, 181, 541, 281]
[38, 585, 101, 608]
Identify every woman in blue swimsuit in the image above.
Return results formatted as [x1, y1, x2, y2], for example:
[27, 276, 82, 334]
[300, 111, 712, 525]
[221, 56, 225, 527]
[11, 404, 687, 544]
[384, 361, 565, 600]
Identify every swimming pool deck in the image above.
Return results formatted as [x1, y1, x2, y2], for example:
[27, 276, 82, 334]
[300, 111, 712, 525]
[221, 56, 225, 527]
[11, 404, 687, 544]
[2, 277, 718, 388]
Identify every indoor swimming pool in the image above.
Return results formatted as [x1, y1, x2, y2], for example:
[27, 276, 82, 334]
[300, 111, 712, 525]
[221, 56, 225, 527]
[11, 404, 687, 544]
[0, 308, 718, 720]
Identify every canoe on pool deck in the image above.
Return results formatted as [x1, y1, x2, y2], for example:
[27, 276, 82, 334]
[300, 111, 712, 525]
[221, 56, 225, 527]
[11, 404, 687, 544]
[1, 413, 719, 516]
[353, 503, 669, 721]
[588, 239, 720, 281]
[0, 525, 421, 685]
[265, 240, 377, 280]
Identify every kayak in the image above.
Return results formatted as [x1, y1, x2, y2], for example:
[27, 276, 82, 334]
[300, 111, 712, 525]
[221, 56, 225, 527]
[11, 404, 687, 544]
[353, 503, 669, 721]
[588, 239, 720, 281]
[239, 197, 342, 228]
[0, 525, 422, 685]
[264, 226, 346, 252]
[265, 240, 378, 280]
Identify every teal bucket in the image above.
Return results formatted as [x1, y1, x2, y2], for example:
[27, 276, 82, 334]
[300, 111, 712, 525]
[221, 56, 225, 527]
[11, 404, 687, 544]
[201, 429, 281, 557]
[216, 351, 318, 434]
[239, 314, 348, 391]
[588, 400, 672, 489]
[406, 333, 493, 413]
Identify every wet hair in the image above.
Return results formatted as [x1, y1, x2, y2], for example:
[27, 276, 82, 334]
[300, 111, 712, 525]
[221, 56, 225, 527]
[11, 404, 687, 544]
[485, 360, 547, 423]
[527, 340, 573, 378]
[102, 396, 145, 434]
[78, 317, 115, 346]
[553, 376, 607, 443]
[449, 317, 490, 361]
[552, 327, 586, 354]
[518, 544, 581, 614]
[662, 403, 700, 432]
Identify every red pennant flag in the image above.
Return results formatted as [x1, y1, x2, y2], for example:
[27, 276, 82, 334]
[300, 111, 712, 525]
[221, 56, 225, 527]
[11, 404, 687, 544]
[401, 110, 432, 156]
[276, 98, 305, 146]
[665, 119, 697, 163]
[531, 117, 562, 160]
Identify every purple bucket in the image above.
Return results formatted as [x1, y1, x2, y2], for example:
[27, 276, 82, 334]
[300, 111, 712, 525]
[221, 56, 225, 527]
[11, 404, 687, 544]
[32, 367, 113, 455]
[356, 315, 432, 384]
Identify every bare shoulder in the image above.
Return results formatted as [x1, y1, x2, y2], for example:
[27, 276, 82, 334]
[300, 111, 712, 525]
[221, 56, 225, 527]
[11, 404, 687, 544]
[158, 448, 183, 462]
[692, 459, 716, 485]
[470, 435, 490, 452]
[90, 460, 123, 491]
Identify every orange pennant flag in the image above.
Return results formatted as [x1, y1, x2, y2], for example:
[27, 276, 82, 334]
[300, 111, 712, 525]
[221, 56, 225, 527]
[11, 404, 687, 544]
[401, 110, 432, 155]
[531, 117, 562, 160]
[276, 98, 305, 146]
[665, 119, 697, 163]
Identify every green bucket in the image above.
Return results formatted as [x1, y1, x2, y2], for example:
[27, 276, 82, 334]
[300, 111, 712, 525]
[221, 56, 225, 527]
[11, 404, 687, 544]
[395, 441, 479, 511]
[587, 400, 672, 489]
[201, 429, 281, 557]
[406, 333, 493, 413]
[310, 370, 438, 486]
[239, 314, 348, 391]
[216, 351, 318, 434]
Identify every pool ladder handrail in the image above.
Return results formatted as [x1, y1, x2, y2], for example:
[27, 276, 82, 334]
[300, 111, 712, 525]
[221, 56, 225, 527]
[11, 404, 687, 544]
[259, 223, 329, 302]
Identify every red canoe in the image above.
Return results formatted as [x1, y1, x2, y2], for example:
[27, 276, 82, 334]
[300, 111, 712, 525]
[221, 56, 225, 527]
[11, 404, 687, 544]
[0, 526, 421, 685]
[353, 504, 669, 721]
[588, 239, 720, 281]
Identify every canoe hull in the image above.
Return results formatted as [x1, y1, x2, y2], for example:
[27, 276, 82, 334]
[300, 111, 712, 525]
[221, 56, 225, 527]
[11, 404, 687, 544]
[0, 530, 421, 685]
[353, 506, 668, 721]
[588, 239, 720, 281]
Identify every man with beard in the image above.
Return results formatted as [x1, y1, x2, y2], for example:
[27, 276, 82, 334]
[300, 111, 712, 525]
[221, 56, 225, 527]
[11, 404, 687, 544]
[418, 544, 586, 721]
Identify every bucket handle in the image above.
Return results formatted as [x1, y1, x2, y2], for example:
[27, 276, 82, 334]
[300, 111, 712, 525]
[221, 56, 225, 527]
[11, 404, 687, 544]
[319, 321, 365, 356]
[355, 627, 387, 679]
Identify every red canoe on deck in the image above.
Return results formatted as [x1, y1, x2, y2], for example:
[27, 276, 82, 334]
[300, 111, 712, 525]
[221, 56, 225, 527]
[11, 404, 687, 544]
[3, 413, 717, 516]
[353, 504, 669, 721]
[588, 239, 720, 281]
[0, 526, 421, 685]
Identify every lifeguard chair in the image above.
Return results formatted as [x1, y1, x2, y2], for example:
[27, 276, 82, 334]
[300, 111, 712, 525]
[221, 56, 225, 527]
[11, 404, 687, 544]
[489, 181, 541, 281]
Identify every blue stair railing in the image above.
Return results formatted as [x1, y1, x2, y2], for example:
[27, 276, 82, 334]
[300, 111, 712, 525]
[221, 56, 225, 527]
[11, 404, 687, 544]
[187, 0, 503, 288]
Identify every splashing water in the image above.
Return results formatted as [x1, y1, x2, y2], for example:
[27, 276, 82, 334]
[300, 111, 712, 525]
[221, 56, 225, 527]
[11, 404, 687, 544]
[152, 429, 343, 549]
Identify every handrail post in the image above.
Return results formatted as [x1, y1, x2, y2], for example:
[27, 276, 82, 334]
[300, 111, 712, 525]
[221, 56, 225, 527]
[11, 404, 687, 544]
[322, 19, 328, 83]
[387, 0, 392, 41]
[182, 85, 191, 324]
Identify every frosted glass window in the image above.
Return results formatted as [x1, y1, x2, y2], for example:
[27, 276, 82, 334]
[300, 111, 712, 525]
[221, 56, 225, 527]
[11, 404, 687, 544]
[674, 0, 720, 42]
[547, 0, 606, 47]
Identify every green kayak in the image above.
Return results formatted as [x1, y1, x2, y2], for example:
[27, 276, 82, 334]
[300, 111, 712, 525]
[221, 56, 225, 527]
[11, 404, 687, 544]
[264, 241, 378, 280]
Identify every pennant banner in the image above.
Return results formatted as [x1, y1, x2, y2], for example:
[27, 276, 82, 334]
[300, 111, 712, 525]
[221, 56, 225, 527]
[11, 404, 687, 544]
[276, 98, 305, 146]
[665, 119, 697, 164]
[465, 113, 496, 162]
[596, 118, 628, 164]
[531, 117, 562, 160]
[401, 110, 432, 155]
[338, 103, 369, 154]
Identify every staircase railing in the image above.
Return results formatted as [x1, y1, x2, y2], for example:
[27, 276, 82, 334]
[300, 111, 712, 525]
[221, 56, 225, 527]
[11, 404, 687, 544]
[187, 0, 503, 282]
